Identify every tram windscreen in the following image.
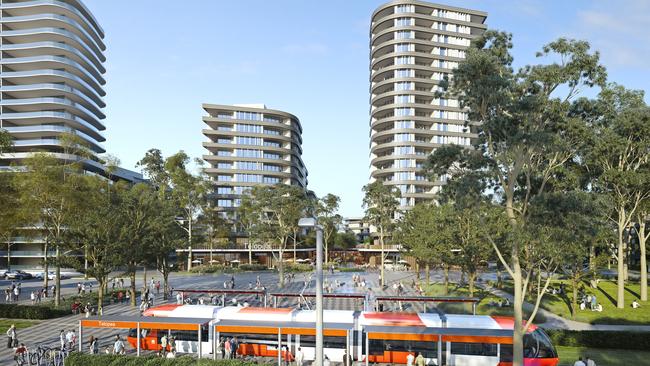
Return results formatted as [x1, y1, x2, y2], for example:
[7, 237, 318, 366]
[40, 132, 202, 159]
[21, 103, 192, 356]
[522, 329, 558, 358]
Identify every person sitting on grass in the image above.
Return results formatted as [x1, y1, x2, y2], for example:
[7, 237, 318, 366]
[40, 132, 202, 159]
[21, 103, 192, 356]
[632, 299, 641, 309]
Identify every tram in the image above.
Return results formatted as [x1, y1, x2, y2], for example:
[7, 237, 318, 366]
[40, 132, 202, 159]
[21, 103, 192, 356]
[127, 304, 558, 366]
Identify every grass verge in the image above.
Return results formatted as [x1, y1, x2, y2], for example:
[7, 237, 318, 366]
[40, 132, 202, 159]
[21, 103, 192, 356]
[556, 346, 650, 366]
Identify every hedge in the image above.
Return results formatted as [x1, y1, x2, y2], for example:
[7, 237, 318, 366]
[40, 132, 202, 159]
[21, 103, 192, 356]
[546, 329, 650, 351]
[339, 267, 365, 272]
[0, 303, 68, 319]
[65, 353, 272, 365]
[238, 264, 268, 271]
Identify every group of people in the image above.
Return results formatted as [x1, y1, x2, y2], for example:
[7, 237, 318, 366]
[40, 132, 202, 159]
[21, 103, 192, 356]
[4, 281, 22, 302]
[158, 334, 177, 358]
[579, 294, 603, 312]
[216, 337, 240, 359]
[574, 356, 597, 366]
[351, 274, 367, 288]
[71, 300, 97, 317]
[405, 352, 427, 366]
[75, 282, 93, 295]
[59, 329, 77, 350]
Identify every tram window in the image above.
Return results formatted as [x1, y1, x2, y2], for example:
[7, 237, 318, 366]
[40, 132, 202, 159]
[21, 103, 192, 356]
[450, 342, 497, 356]
[368, 339, 437, 358]
[300, 336, 346, 348]
[218, 333, 278, 344]
[500, 344, 513, 362]
[170, 326, 208, 342]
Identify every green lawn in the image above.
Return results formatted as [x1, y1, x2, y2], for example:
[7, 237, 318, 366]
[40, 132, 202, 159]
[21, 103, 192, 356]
[0, 318, 39, 334]
[557, 346, 650, 366]
[538, 280, 650, 325]
[422, 283, 546, 323]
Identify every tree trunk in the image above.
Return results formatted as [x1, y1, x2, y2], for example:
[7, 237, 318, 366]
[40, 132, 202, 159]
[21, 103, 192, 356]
[55, 245, 61, 306]
[617, 219, 625, 309]
[379, 229, 385, 287]
[6, 243, 10, 272]
[425, 263, 430, 285]
[187, 219, 193, 271]
[571, 276, 578, 317]
[130, 270, 136, 307]
[84, 244, 88, 280]
[496, 265, 502, 289]
[162, 269, 169, 300]
[415, 261, 420, 280]
[43, 241, 49, 290]
[512, 254, 524, 366]
[443, 264, 449, 295]
[293, 234, 297, 263]
[278, 247, 285, 289]
[639, 219, 648, 302]
[589, 244, 596, 276]
[97, 278, 104, 314]
[468, 271, 476, 297]
[325, 238, 329, 265]
[249, 238, 253, 265]
[143, 266, 147, 291]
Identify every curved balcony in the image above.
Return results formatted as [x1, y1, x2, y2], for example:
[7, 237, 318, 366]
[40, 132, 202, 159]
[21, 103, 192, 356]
[1, 97, 104, 126]
[1, 13, 105, 52]
[1, 83, 106, 112]
[0, 111, 105, 134]
[4, 125, 104, 144]
[0, 0, 105, 40]
[1, 41, 105, 75]
[2, 27, 105, 66]
[2, 54, 105, 89]
[12, 137, 105, 154]
[2, 69, 105, 101]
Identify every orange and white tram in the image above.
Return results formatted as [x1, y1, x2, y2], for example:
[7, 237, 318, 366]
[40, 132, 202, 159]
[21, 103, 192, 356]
[127, 304, 558, 366]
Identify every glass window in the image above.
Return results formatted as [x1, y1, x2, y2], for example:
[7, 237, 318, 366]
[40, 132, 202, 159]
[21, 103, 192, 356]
[217, 187, 232, 194]
[235, 111, 262, 121]
[395, 69, 413, 78]
[450, 342, 497, 356]
[217, 199, 233, 207]
[395, 95, 413, 104]
[395, 4, 414, 13]
[217, 163, 232, 169]
[235, 124, 263, 133]
[395, 82, 414, 91]
[264, 153, 280, 160]
[217, 138, 232, 144]
[395, 31, 414, 40]
[217, 150, 231, 156]
[263, 177, 280, 184]
[217, 175, 231, 182]
[395, 43, 413, 52]
[395, 56, 414, 65]
[395, 18, 413, 26]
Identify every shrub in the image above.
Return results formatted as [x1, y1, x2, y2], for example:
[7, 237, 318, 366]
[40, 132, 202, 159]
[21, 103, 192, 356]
[284, 263, 313, 272]
[64, 353, 272, 365]
[238, 264, 268, 271]
[545, 329, 650, 351]
[189, 265, 226, 274]
[0, 304, 68, 319]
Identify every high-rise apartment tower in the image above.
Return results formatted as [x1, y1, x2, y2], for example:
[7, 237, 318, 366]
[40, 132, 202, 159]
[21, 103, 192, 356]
[369, 0, 487, 210]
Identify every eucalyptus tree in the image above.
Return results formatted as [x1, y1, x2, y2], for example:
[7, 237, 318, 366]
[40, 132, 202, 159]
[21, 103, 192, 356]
[70, 176, 127, 313]
[428, 31, 607, 365]
[0, 172, 23, 271]
[237, 192, 258, 264]
[0, 128, 11, 153]
[395, 203, 454, 289]
[317, 193, 341, 264]
[250, 184, 306, 288]
[362, 181, 401, 287]
[636, 201, 650, 301]
[165, 151, 210, 270]
[581, 85, 650, 307]
[149, 197, 186, 299]
[199, 208, 232, 265]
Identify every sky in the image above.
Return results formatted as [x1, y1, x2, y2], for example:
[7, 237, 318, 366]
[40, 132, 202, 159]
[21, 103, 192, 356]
[85, 0, 650, 218]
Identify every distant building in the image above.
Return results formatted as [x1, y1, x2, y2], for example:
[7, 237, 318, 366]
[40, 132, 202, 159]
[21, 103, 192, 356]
[369, 0, 487, 211]
[343, 217, 371, 243]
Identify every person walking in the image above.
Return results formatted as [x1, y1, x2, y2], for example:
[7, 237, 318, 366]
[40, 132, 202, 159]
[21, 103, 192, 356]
[216, 337, 223, 359]
[30, 291, 35, 305]
[415, 352, 425, 366]
[89, 336, 98, 354]
[224, 337, 232, 359]
[586, 356, 596, 366]
[231, 337, 239, 359]
[295, 346, 304, 366]
[59, 330, 65, 350]
[6, 324, 16, 349]
[160, 334, 168, 357]
[406, 352, 415, 366]
[113, 335, 125, 355]
[220, 337, 226, 359]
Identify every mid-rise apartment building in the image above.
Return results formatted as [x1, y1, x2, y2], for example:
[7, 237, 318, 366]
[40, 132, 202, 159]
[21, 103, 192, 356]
[0, 0, 141, 269]
[369, 0, 487, 210]
[202, 104, 308, 216]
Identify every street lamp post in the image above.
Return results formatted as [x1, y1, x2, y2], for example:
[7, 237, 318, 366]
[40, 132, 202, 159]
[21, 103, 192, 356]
[298, 217, 323, 366]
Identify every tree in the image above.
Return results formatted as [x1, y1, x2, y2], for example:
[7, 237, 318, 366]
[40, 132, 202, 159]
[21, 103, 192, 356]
[636, 202, 650, 301]
[136, 148, 170, 196]
[250, 184, 306, 288]
[582, 85, 650, 307]
[70, 176, 127, 314]
[120, 183, 159, 306]
[17, 152, 83, 306]
[0, 172, 24, 271]
[0, 128, 12, 154]
[165, 152, 209, 270]
[237, 192, 258, 265]
[395, 204, 454, 289]
[200, 208, 232, 265]
[430, 31, 607, 365]
[317, 194, 342, 264]
[362, 181, 401, 287]
[149, 198, 185, 299]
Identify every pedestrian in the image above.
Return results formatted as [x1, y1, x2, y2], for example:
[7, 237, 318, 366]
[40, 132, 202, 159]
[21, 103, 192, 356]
[65, 329, 74, 349]
[4, 288, 9, 303]
[125, 291, 131, 304]
[586, 356, 596, 366]
[343, 350, 353, 366]
[406, 352, 415, 366]
[59, 330, 65, 350]
[30, 291, 35, 305]
[176, 292, 182, 305]
[224, 337, 231, 359]
[160, 334, 168, 357]
[89, 336, 98, 354]
[216, 337, 223, 359]
[231, 337, 239, 359]
[6, 324, 16, 349]
[112, 278, 116, 290]
[323, 355, 331, 366]
[77, 283, 82, 294]
[117, 291, 123, 304]
[13, 287, 19, 302]
[295, 346, 304, 366]
[88, 283, 93, 292]
[156, 280, 160, 294]
[168, 336, 175, 355]
[573, 357, 586, 366]
[415, 352, 425, 366]
[220, 337, 226, 359]
[113, 335, 125, 355]
[591, 295, 597, 310]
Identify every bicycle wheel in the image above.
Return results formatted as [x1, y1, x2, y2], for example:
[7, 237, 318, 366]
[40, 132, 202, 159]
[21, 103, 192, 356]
[28, 352, 38, 366]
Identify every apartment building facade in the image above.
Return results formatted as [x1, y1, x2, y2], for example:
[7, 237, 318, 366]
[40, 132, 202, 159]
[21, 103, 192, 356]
[0, 0, 141, 269]
[369, 0, 487, 210]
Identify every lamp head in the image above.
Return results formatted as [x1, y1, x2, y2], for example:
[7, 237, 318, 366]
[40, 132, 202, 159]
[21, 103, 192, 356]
[298, 217, 318, 228]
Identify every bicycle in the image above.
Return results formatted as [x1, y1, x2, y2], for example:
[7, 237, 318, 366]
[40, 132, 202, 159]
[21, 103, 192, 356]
[13, 352, 27, 366]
